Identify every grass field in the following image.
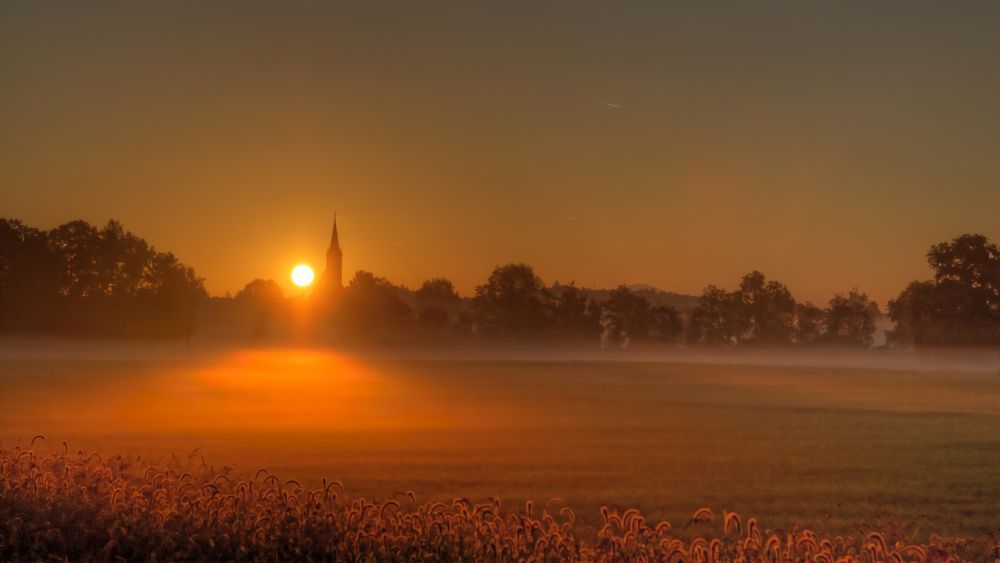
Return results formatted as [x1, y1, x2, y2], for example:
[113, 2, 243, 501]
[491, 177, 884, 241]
[1, 342, 997, 543]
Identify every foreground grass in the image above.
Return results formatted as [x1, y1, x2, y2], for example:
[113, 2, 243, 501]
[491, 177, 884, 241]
[2, 443, 996, 562]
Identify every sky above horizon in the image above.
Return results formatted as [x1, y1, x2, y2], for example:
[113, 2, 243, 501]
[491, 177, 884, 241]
[2, 1, 999, 305]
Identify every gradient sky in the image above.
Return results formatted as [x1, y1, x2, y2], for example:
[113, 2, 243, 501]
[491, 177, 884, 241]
[2, 1, 998, 305]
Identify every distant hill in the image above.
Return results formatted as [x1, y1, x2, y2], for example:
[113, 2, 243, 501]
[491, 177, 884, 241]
[551, 283, 700, 311]
[625, 284, 701, 310]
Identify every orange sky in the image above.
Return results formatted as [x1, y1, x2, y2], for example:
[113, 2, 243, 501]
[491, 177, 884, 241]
[2, 2, 998, 305]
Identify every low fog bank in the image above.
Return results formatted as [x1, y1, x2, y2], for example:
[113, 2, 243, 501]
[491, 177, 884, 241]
[0, 336, 228, 364]
[0, 336, 998, 374]
[348, 343, 1000, 374]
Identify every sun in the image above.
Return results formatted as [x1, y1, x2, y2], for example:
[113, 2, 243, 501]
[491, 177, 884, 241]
[291, 264, 315, 287]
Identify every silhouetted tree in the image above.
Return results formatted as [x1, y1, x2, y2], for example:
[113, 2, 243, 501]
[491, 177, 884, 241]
[889, 234, 1000, 347]
[585, 299, 603, 333]
[888, 281, 939, 346]
[48, 220, 102, 298]
[602, 285, 652, 347]
[687, 272, 798, 346]
[649, 305, 683, 344]
[794, 302, 825, 344]
[687, 285, 747, 345]
[471, 263, 551, 338]
[0, 220, 63, 331]
[337, 271, 411, 341]
[234, 279, 286, 341]
[928, 234, 1000, 291]
[738, 271, 795, 345]
[235, 279, 285, 305]
[550, 284, 601, 341]
[139, 251, 205, 342]
[824, 289, 878, 347]
[416, 306, 450, 329]
[601, 286, 680, 346]
[416, 278, 461, 310]
[414, 277, 462, 333]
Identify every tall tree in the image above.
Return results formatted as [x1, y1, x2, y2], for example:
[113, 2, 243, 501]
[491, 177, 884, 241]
[794, 302, 825, 344]
[824, 289, 878, 347]
[687, 272, 796, 346]
[234, 279, 287, 341]
[551, 284, 601, 341]
[471, 263, 551, 338]
[138, 251, 206, 341]
[687, 285, 747, 345]
[414, 277, 463, 330]
[888, 281, 941, 346]
[602, 285, 653, 347]
[48, 220, 102, 298]
[737, 271, 796, 345]
[0, 220, 62, 331]
[889, 234, 1000, 346]
[649, 305, 683, 344]
[415, 278, 461, 310]
[337, 271, 412, 341]
[927, 234, 1000, 292]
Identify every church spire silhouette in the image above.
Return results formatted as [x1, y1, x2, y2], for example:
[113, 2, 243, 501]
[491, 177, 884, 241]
[324, 214, 343, 290]
[329, 213, 340, 253]
[313, 215, 344, 307]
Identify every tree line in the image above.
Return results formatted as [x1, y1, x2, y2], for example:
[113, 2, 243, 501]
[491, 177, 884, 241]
[314, 233, 999, 349]
[2, 218, 998, 348]
[311, 264, 881, 348]
[0, 219, 205, 339]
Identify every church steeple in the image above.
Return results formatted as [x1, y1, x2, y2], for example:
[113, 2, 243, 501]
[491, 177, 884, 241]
[312, 215, 344, 307]
[324, 215, 343, 290]
[329, 214, 340, 253]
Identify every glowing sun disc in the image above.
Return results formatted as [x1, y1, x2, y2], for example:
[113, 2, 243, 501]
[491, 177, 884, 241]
[291, 264, 315, 287]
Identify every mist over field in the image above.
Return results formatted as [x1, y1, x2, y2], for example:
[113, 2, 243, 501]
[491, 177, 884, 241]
[3, 339, 997, 540]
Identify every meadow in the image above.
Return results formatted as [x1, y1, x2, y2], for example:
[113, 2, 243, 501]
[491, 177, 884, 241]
[1, 340, 998, 559]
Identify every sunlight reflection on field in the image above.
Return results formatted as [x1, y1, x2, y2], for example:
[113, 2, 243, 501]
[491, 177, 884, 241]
[0, 347, 524, 437]
[121, 348, 514, 432]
